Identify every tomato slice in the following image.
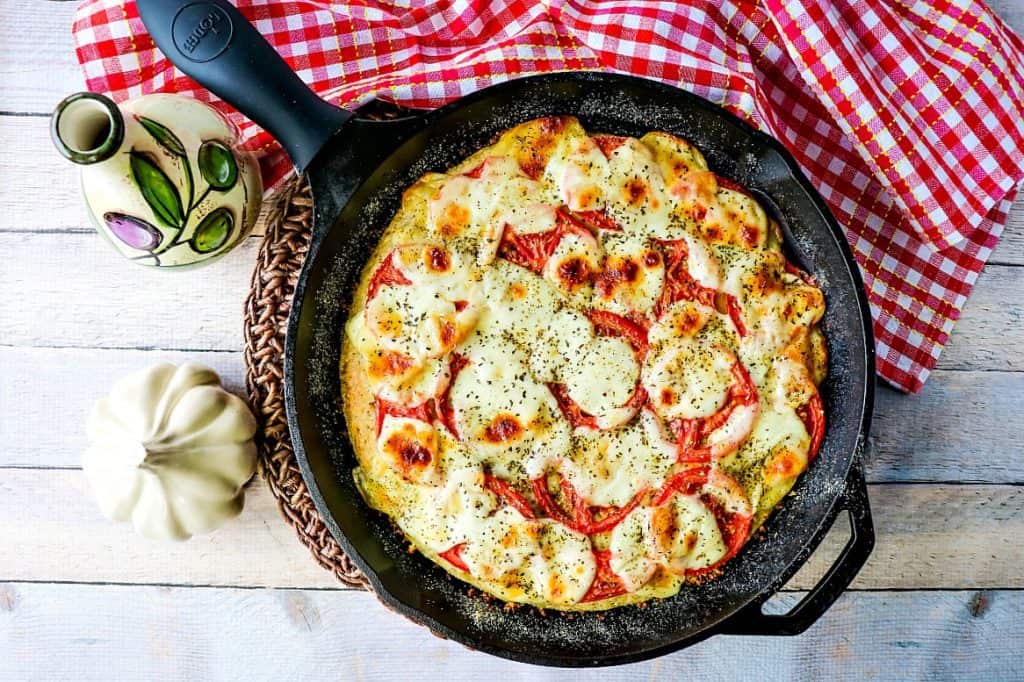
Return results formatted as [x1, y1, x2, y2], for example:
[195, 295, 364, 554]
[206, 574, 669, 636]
[580, 549, 629, 603]
[686, 470, 753, 576]
[531, 472, 645, 535]
[652, 465, 710, 506]
[531, 475, 577, 528]
[593, 134, 628, 158]
[436, 353, 469, 439]
[713, 173, 753, 197]
[571, 209, 621, 232]
[463, 161, 487, 179]
[654, 238, 717, 313]
[724, 293, 747, 338]
[484, 474, 536, 519]
[546, 382, 601, 431]
[653, 239, 747, 337]
[497, 225, 562, 275]
[438, 543, 470, 572]
[654, 467, 752, 575]
[667, 361, 758, 462]
[587, 309, 650, 357]
[498, 208, 606, 277]
[797, 390, 825, 461]
[374, 396, 434, 437]
[784, 259, 818, 286]
[367, 253, 413, 300]
[586, 492, 645, 534]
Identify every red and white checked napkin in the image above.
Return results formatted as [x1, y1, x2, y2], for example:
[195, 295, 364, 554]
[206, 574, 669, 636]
[72, 0, 1024, 393]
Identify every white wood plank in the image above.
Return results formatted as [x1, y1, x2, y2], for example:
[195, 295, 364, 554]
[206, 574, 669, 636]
[0, 1, 83, 114]
[0, 468, 338, 590]
[866, 370, 1024, 483]
[993, 204, 1024, 265]
[0, 468, 1018, 590]
[3, 346, 1022, 483]
[3, 232, 259, 351]
[0, 116, 272, 235]
[2, 230, 1020, 365]
[7, 110, 1024, 267]
[0, 583, 1019, 680]
[0, 348, 248, 469]
[0, 117, 87, 232]
[788, 483, 1022, 591]
[937, 263, 1024, 371]
[989, 0, 1024, 33]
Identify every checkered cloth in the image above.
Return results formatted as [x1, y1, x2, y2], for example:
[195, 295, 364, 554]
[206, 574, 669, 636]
[72, 0, 1024, 393]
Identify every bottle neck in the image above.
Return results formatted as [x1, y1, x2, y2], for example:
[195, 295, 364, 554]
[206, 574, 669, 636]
[51, 92, 125, 165]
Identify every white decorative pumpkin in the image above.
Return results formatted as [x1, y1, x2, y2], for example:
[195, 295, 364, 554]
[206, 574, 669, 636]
[83, 362, 258, 540]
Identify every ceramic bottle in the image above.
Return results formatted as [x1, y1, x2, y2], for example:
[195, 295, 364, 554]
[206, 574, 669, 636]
[51, 92, 262, 267]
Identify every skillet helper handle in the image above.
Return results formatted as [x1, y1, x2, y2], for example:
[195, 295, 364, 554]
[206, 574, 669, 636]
[136, 0, 352, 173]
[721, 459, 874, 636]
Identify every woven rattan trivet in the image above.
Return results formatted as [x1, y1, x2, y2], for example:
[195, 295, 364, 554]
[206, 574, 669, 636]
[242, 175, 369, 589]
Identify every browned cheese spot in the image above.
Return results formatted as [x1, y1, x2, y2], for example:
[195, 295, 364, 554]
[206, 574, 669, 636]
[483, 413, 524, 444]
[557, 257, 590, 290]
[439, 203, 470, 237]
[427, 246, 451, 272]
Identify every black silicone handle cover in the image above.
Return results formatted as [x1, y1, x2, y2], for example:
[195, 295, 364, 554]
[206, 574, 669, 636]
[719, 459, 875, 636]
[136, 0, 352, 172]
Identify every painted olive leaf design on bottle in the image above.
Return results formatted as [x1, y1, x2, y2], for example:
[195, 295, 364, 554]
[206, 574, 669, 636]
[129, 151, 184, 228]
[116, 117, 245, 262]
[190, 206, 234, 254]
[138, 116, 187, 157]
[198, 140, 238, 191]
[103, 212, 163, 251]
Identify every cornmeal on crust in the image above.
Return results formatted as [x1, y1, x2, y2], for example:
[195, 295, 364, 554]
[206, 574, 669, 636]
[341, 116, 827, 611]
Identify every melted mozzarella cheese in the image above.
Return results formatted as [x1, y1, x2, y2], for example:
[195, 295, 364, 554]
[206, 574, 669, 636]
[643, 336, 735, 421]
[426, 156, 543, 261]
[546, 133, 610, 212]
[660, 494, 728, 572]
[376, 415, 441, 485]
[376, 356, 449, 405]
[563, 336, 640, 429]
[479, 260, 564, 347]
[603, 139, 673, 235]
[528, 307, 594, 383]
[460, 507, 540, 580]
[770, 355, 816, 410]
[562, 410, 676, 508]
[641, 131, 709, 186]
[593, 231, 665, 317]
[451, 329, 570, 480]
[397, 464, 494, 553]
[544, 230, 602, 303]
[704, 402, 761, 458]
[699, 188, 768, 248]
[683, 231, 723, 290]
[608, 494, 728, 583]
[526, 523, 597, 606]
[362, 245, 482, 362]
[363, 285, 457, 358]
[607, 507, 658, 591]
[717, 404, 809, 521]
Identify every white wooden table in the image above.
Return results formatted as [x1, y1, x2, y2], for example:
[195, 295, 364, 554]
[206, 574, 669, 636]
[2, 2, 1022, 679]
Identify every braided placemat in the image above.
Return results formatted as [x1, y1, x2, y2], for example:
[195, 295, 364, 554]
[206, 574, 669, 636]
[242, 175, 369, 590]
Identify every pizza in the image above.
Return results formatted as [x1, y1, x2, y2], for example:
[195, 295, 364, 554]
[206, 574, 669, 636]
[341, 116, 827, 610]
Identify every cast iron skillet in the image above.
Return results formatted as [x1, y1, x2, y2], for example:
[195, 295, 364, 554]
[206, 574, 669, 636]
[140, 0, 876, 666]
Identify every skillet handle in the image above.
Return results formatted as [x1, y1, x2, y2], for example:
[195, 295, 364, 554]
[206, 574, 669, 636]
[719, 459, 874, 636]
[136, 0, 352, 173]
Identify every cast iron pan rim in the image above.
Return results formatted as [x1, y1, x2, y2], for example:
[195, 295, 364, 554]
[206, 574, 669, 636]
[283, 71, 876, 666]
